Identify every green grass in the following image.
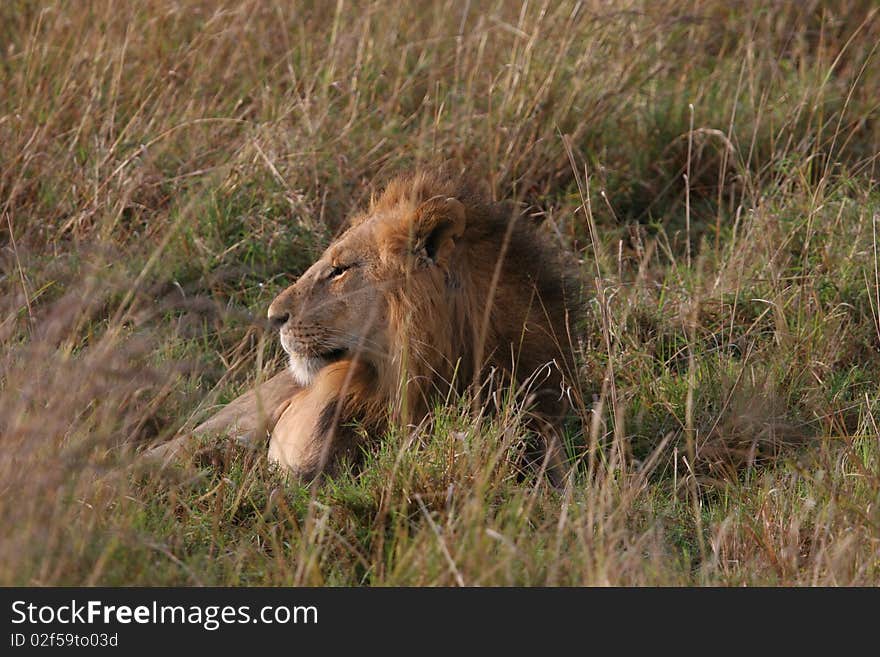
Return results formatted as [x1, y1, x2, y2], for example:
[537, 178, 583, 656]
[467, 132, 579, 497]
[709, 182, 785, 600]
[1, 0, 879, 586]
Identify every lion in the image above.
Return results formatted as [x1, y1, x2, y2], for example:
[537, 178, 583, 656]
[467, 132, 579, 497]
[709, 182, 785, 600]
[162, 171, 581, 483]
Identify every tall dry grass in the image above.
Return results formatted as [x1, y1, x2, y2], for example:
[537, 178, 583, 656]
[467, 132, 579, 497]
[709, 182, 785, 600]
[1, 0, 879, 585]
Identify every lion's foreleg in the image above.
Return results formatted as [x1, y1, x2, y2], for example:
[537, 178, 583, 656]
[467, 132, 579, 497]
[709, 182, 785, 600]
[268, 359, 371, 482]
[146, 369, 301, 464]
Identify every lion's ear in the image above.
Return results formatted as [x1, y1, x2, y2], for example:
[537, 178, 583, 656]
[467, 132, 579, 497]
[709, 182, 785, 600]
[411, 197, 466, 266]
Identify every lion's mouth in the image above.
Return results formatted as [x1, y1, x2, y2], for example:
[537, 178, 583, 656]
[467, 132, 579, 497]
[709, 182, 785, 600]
[318, 347, 348, 362]
[279, 332, 348, 364]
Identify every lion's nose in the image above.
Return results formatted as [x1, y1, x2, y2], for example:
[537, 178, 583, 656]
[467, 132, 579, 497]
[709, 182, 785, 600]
[268, 310, 290, 330]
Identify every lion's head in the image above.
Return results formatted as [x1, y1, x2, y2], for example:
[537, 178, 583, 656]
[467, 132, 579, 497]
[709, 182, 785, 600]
[267, 171, 579, 426]
[268, 174, 467, 384]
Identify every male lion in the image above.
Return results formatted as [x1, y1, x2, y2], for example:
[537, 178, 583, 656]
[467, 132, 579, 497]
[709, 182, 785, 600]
[173, 171, 581, 482]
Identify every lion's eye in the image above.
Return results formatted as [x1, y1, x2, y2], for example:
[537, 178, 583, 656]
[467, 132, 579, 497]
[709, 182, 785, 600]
[328, 264, 352, 280]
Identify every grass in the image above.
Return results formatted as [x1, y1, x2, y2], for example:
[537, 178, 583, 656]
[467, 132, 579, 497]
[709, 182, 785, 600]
[2, 0, 879, 586]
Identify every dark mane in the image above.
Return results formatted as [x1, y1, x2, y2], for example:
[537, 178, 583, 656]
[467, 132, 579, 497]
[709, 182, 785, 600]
[369, 171, 583, 423]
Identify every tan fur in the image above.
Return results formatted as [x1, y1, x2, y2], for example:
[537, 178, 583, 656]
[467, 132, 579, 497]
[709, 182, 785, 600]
[147, 370, 300, 463]
[268, 359, 375, 480]
[180, 171, 580, 482]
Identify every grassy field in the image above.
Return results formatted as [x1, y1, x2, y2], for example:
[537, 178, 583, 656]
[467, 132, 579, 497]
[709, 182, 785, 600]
[2, 0, 879, 586]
